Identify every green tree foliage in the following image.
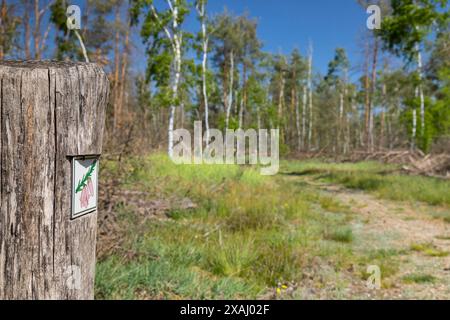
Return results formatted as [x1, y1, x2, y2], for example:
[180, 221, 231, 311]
[131, 0, 190, 106]
[378, 0, 449, 60]
[326, 48, 349, 83]
[0, 0, 20, 59]
[9, 0, 448, 156]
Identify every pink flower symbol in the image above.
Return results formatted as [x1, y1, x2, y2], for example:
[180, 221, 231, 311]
[80, 179, 94, 208]
[87, 178, 94, 196]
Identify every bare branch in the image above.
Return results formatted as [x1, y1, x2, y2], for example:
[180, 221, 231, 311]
[74, 30, 90, 63]
[40, 23, 51, 52]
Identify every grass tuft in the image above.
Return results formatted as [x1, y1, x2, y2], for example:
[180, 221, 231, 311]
[324, 227, 354, 243]
[402, 273, 436, 284]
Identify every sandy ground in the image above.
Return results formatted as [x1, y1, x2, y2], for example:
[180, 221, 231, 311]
[280, 176, 450, 300]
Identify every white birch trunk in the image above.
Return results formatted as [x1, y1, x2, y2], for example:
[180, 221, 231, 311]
[412, 108, 417, 150]
[168, 4, 182, 158]
[197, 1, 210, 141]
[416, 43, 425, 138]
[411, 87, 419, 150]
[73, 30, 90, 63]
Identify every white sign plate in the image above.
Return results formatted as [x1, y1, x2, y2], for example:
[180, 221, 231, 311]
[72, 156, 99, 219]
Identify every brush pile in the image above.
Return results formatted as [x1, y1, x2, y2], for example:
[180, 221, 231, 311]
[346, 150, 450, 178]
[299, 149, 450, 179]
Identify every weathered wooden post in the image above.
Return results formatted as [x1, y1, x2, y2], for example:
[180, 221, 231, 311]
[0, 61, 109, 299]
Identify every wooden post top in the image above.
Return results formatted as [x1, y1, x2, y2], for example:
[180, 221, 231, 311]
[0, 59, 109, 300]
[0, 60, 95, 69]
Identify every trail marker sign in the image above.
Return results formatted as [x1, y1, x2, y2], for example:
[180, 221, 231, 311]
[72, 156, 99, 219]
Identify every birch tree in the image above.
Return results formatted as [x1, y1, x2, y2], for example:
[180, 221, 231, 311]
[51, 0, 114, 63]
[195, 0, 210, 141]
[132, 0, 189, 157]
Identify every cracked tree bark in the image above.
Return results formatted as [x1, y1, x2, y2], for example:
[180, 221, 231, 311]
[0, 61, 109, 300]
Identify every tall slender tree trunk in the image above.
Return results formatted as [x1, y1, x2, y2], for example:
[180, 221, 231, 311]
[416, 43, 425, 140]
[295, 90, 301, 152]
[22, 0, 31, 59]
[168, 5, 182, 158]
[180, 103, 185, 128]
[387, 104, 393, 150]
[30, 0, 50, 60]
[118, 15, 131, 124]
[233, 89, 238, 115]
[339, 92, 344, 153]
[33, 0, 41, 59]
[238, 64, 247, 129]
[225, 51, 234, 129]
[411, 101, 417, 151]
[197, 1, 210, 141]
[74, 30, 89, 62]
[380, 83, 386, 150]
[352, 96, 359, 150]
[278, 73, 285, 128]
[238, 97, 244, 129]
[112, 7, 121, 132]
[363, 39, 370, 149]
[0, 0, 6, 59]
[307, 44, 313, 150]
[302, 86, 307, 150]
[368, 37, 378, 152]
[342, 69, 349, 154]
[257, 105, 261, 131]
[202, 43, 209, 138]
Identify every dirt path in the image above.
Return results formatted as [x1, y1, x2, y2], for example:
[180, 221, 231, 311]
[297, 177, 450, 299]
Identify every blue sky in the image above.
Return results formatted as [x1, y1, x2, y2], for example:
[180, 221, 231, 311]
[130, 0, 372, 76]
[34, 0, 374, 77]
[189, 0, 370, 75]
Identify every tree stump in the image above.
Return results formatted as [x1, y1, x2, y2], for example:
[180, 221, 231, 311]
[0, 61, 109, 299]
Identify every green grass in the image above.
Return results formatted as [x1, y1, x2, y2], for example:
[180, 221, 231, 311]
[95, 154, 357, 299]
[324, 226, 354, 243]
[402, 273, 436, 284]
[96, 156, 449, 299]
[410, 242, 449, 257]
[283, 160, 450, 207]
